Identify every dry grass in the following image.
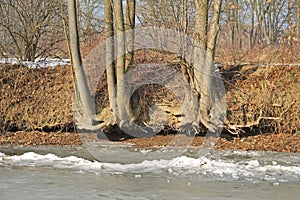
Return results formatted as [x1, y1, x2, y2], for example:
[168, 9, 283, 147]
[0, 50, 299, 137]
[215, 43, 300, 66]
[224, 64, 300, 135]
[0, 64, 74, 133]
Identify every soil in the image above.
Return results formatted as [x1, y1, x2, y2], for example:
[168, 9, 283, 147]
[1, 131, 300, 153]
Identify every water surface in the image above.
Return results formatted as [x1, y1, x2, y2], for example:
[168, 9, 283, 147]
[1, 145, 300, 200]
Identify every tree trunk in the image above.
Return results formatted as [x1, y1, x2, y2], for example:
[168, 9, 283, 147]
[125, 0, 135, 70]
[125, 0, 139, 121]
[194, 0, 208, 50]
[182, 0, 188, 34]
[193, 0, 208, 98]
[104, 0, 117, 123]
[297, 1, 300, 37]
[114, 0, 128, 124]
[68, 0, 93, 126]
[192, 0, 222, 132]
[250, 0, 256, 49]
[207, 0, 222, 58]
[201, 0, 222, 132]
[103, 0, 137, 131]
[259, 1, 271, 45]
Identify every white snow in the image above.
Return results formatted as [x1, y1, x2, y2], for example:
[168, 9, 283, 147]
[247, 160, 260, 167]
[0, 152, 5, 161]
[1, 151, 300, 183]
[0, 58, 70, 68]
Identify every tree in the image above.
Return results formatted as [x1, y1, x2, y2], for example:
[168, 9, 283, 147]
[136, 0, 193, 33]
[0, 0, 65, 61]
[104, 0, 117, 124]
[72, 0, 223, 135]
[77, 0, 104, 40]
[119, 0, 223, 134]
[68, 0, 94, 127]
[220, 0, 296, 49]
[296, 0, 300, 37]
[190, 0, 223, 132]
[103, 0, 136, 130]
[125, 0, 136, 69]
[113, 0, 127, 124]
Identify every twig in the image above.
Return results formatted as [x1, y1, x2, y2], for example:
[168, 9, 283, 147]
[225, 101, 295, 135]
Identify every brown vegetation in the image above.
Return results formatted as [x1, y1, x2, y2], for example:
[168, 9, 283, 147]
[216, 43, 300, 66]
[1, 55, 299, 136]
[0, 52, 299, 151]
[224, 64, 300, 135]
[0, 64, 74, 133]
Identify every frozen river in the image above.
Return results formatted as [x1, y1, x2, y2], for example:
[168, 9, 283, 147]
[1, 144, 300, 199]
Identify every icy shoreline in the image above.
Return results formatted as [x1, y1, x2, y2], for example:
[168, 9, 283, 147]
[1, 147, 300, 184]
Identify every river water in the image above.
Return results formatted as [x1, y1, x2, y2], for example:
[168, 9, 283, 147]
[1, 143, 300, 199]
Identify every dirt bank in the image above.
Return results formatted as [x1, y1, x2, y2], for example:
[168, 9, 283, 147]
[1, 61, 300, 153]
[1, 131, 300, 153]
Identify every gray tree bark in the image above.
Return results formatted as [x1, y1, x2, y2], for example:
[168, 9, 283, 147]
[192, 0, 223, 132]
[114, 0, 128, 124]
[194, 0, 208, 50]
[125, 0, 139, 122]
[258, 1, 271, 45]
[104, 0, 117, 123]
[68, 0, 94, 126]
[102, 0, 137, 131]
[125, 0, 135, 70]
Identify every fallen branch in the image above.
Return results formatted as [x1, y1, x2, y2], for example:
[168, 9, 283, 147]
[225, 100, 295, 135]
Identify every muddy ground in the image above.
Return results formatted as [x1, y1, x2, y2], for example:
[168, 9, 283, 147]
[1, 131, 300, 153]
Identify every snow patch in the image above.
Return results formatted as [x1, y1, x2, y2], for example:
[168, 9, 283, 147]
[248, 160, 260, 167]
[0, 58, 70, 68]
[0, 152, 5, 161]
